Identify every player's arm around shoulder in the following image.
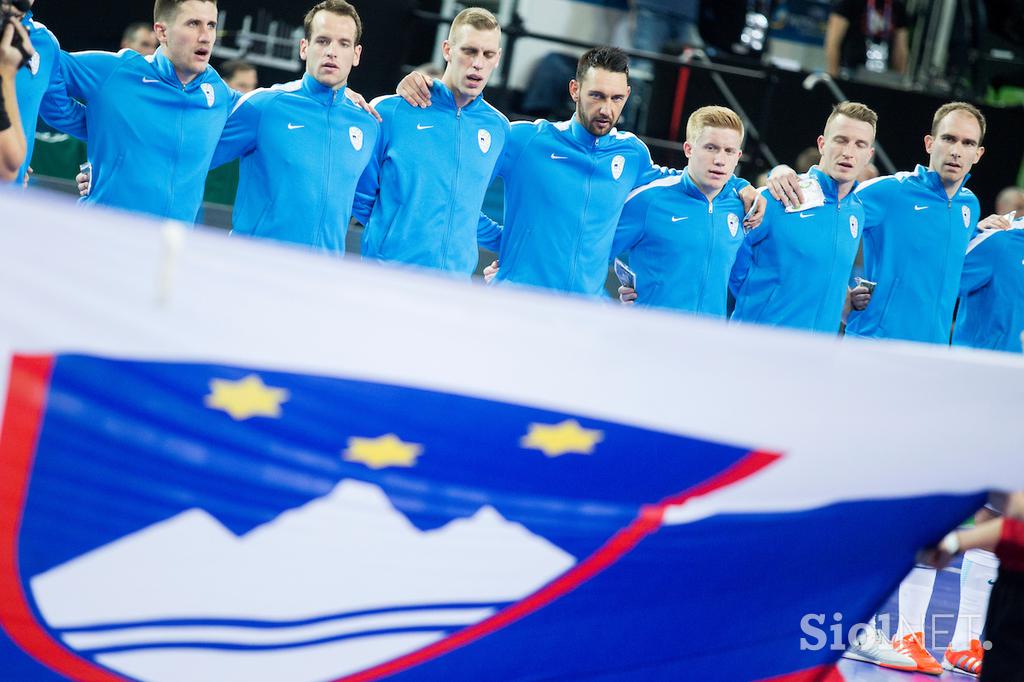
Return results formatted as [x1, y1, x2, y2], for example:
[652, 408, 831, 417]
[210, 88, 278, 168]
[58, 46, 138, 101]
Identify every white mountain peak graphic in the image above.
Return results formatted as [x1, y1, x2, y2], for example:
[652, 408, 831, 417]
[29, 479, 576, 682]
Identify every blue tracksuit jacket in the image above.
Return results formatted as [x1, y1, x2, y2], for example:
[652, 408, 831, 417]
[730, 167, 864, 333]
[489, 118, 674, 296]
[612, 169, 749, 316]
[845, 164, 980, 344]
[210, 75, 378, 252]
[55, 46, 237, 221]
[12, 14, 87, 185]
[952, 226, 1024, 353]
[353, 81, 509, 275]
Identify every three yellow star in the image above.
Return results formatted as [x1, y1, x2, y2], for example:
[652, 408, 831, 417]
[204, 374, 290, 421]
[343, 433, 424, 470]
[520, 419, 604, 457]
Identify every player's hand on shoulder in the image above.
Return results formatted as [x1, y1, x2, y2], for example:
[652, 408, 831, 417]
[397, 71, 434, 109]
[739, 186, 766, 229]
[482, 259, 499, 284]
[766, 165, 803, 209]
[345, 88, 382, 122]
[977, 214, 1011, 231]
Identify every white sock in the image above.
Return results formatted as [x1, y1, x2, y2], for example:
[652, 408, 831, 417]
[950, 549, 999, 650]
[897, 566, 936, 639]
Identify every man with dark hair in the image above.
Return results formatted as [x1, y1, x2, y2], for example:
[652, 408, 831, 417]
[207, 0, 378, 252]
[48, 0, 236, 220]
[120, 21, 157, 55]
[483, 46, 761, 295]
[219, 58, 256, 93]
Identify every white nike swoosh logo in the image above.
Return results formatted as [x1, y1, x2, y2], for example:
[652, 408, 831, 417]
[287, 124, 304, 130]
[799, 212, 814, 219]
[671, 216, 688, 222]
[914, 205, 929, 211]
[142, 77, 159, 83]
[416, 124, 434, 131]
[550, 154, 568, 160]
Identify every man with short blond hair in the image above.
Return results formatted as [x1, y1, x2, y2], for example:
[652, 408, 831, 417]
[354, 7, 509, 275]
[613, 105, 750, 315]
[730, 101, 875, 333]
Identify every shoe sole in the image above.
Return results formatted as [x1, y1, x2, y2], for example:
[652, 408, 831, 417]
[942, 659, 980, 677]
[841, 651, 917, 671]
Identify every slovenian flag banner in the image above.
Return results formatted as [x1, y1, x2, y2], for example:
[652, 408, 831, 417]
[0, 189, 1021, 681]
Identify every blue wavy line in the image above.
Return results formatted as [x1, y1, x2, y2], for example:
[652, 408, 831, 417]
[77, 625, 462, 655]
[55, 601, 511, 634]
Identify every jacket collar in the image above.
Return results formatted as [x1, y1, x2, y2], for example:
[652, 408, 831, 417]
[302, 72, 346, 106]
[808, 165, 853, 203]
[568, 116, 620, 149]
[915, 163, 970, 199]
[148, 47, 212, 90]
[430, 80, 483, 113]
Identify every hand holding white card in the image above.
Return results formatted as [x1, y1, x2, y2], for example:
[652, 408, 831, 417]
[784, 177, 826, 213]
[614, 258, 636, 290]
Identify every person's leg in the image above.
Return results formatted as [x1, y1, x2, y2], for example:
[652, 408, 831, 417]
[893, 566, 943, 673]
[980, 569, 1024, 681]
[945, 549, 998, 674]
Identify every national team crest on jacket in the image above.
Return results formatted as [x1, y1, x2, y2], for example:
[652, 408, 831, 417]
[349, 126, 364, 151]
[201, 83, 215, 108]
[962, 205, 971, 228]
[850, 215, 859, 239]
[28, 51, 40, 76]
[0, 354, 776, 682]
[727, 213, 740, 237]
[478, 129, 491, 154]
[611, 155, 625, 181]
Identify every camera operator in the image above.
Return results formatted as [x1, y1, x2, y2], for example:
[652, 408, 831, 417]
[0, 5, 33, 182]
[1, 0, 85, 186]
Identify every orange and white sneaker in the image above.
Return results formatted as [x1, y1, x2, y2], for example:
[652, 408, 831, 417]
[892, 632, 943, 675]
[943, 639, 984, 677]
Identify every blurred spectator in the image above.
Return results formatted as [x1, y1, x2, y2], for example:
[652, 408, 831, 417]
[795, 145, 819, 173]
[120, 22, 157, 56]
[220, 59, 258, 94]
[859, 161, 879, 182]
[995, 186, 1024, 216]
[414, 61, 444, 81]
[825, 0, 909, 78]
[631, 0, 704, 62]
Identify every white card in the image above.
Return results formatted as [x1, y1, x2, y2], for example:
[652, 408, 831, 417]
[784, 176, 826, 213]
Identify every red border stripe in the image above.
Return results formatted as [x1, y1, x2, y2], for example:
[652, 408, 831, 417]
[0, 355, 127, 681]
[338, 450, 782, 681]
[759, 662, 844, 682]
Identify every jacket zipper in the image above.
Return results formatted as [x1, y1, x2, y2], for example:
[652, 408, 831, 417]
[441, 107, 463, 269]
